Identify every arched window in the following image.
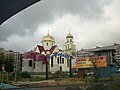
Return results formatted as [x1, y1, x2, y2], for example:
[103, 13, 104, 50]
[60, 66, 62, 71]
[62, 58, 64, 64]
[51, 56, 53, 67]
[57, 57, 59, 64]
[29, 60, 32, 67]
[46, 42, 48, 46]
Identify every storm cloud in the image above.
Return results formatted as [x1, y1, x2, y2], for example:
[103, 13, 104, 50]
[0, 0, 120, 52]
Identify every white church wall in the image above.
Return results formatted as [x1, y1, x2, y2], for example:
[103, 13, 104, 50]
[33, 61, 43, 72]
[22, 58, 33, 72]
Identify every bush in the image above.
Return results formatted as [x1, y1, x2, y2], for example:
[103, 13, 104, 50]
[18, 72, 31, 78]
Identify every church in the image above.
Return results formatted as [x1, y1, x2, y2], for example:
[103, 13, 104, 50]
[22, 32, 76, 73]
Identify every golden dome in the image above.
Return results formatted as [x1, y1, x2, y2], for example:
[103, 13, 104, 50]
[41, 34, 55, 42]
[66, 33, 73, 38]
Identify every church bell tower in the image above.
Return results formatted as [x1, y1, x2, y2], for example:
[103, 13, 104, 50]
[64, 32, 76, 57]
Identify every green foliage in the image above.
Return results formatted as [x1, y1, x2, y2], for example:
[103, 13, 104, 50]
[5, 55, 14, 72]
[0, 53, 14, 72]
[0, 53, 5, 71]
[18, 72, 31, 78]
[52, 71, 68, 79]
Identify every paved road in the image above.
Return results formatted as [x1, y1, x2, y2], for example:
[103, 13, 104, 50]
[6, 80, 120, 90]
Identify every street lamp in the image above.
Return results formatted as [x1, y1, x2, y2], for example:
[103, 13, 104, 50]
[69, 56, 73, 78]
[45, 55, 49, 80]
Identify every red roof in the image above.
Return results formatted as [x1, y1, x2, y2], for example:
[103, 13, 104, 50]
[37, 45, 57, 54]
[23, 51, 49, 64]
[36, 54, 49, 64]
[37, 45, 45, 54]
[23, 51, 38, 60]
[49, 45, 57, 53]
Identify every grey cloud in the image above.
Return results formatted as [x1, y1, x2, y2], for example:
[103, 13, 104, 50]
[0, 0, 110, 42]
[1, 0, 119, 52]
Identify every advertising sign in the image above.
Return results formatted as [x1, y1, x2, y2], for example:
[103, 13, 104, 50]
[72, 56, 107, 68]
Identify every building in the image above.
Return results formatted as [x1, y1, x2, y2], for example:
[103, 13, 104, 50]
[64, 32, 76, 57]
[13, 52, 21, 72]
[74, 43, 120, 78]
[22, 51, 47, 72]
[0, 49, 22, 72]
[22, 32, 76, 73]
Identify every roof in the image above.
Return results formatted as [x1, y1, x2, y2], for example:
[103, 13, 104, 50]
[88, 44, 120, 52]
[41, 34, 55, 42]
[23, 51, 38, 60]
[49, 45, 57, 53]
[66, 33, 73, 38]
[37, 45, 57, 54]
[37, 45, 45, 54]
[23, 51, 49, 64]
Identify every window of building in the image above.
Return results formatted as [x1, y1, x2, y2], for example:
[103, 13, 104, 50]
[29, 60, 32, 67]
[47, 42, 48, 46]
[67, 59, 69, 67]
[57, 57, 59, 64]
[62, 58, 64, 64]
[60, 56, 62, 64]
[51, 56, 53, 67]
[60, 66, 62, 71]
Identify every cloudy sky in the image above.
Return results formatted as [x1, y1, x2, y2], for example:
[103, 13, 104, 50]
[0, 0, 120, 52]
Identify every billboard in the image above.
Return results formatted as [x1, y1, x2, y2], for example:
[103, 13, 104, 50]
[72, 56, 107, 68]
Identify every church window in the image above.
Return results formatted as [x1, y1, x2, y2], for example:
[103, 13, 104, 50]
[29, 60, 32, 67]
[67, 59, 69, 67]
[51, 57, 53, 67]
[57, 57, 59, 64]
[60, 66, 62, 71]
[47, 42, 48, 46]
[60, 56, 62, 64]
[62, 58, 64, 64]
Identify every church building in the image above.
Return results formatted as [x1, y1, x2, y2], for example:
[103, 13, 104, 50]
[22, 32, 76, 73]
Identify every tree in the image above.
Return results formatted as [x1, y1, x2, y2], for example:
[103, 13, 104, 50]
[4, 54, 14, 72]
[0, 53, 14, 72]
[0, 53, 5, 71]
[90, 56, 99, 82]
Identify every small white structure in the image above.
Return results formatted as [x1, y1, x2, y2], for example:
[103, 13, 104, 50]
[22, 51, 47, 72]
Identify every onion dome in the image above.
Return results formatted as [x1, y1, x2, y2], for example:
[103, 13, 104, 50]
[41, 34, 55, 42]
[66, 33, 73, 38]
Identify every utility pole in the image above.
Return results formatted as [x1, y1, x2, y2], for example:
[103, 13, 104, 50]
[69, 56, 72, 78]
[45, 55, 48, 79]
[2, 64, 4, 82]
[14, 65, 17, 82]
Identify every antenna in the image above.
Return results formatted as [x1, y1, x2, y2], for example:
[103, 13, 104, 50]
[69, 29, 70, 34]
[48, 29, 49, 35]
